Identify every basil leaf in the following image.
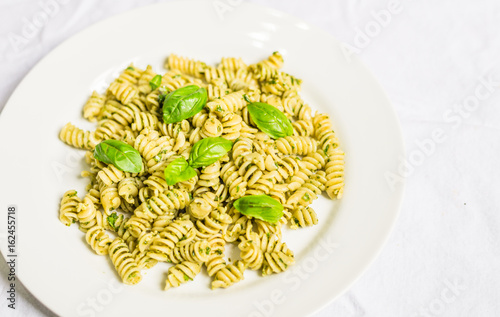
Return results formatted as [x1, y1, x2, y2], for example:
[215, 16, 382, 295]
[162, 85, 207, 124]
[188, 137, 233, 168]
[247, 102, 293, 139]
[149, 74, 162, 91]
[164, 157, 197, 186]
[107, 213, 119, 231]
[233, 195, 284, 224]
[93, 140, 142, 173]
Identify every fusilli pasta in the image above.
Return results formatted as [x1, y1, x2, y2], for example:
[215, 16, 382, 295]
[58, 52, 345, 291]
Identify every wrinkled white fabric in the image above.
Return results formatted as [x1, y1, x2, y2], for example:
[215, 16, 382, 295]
[1, 0, 499, 316]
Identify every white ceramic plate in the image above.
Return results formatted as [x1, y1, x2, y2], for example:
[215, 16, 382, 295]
[0, 1, 404, 316]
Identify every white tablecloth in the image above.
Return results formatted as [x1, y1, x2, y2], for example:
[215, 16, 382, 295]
[1, 0, 499, 316]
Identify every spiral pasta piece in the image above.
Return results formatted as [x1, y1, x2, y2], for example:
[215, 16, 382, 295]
[108, 214, 137, 251]
[121, 200, 139, 214]
[83, 91, 106, 122]
[273, 156, 302, 179]
[201, 115, 223, 138]
[262, 249, 294, 276]
[230, 69, 259, 91]
[94, 119, 123, 141]
[98, 179, 121, 214]
[148, 219, 195, 261]
[145, 88, 163, 116]
[109, 238, 142, 285]
[59, 123, 96, 150]
[276, 136, 317, 156]
[238, 236, 264, 270]
[167, 53, 206, 78]
[118, 177, 142, 204]
[159, 120, 191, 138]
[168, 240, 211, 264]
[207, 84, 230, 101]
[286, 166, 312, 191]
[59, 190, 80, 226]
[195, 207, 232, 240]
[238, 161, 266, 187]
[287, 171, 327, 207]
[206, 256, 226, 277]
[212, 260, 246, 289]
[224, 211, 251, 242]
[134, 130, 173, 171]
[254, 219, 282, 239]
[282, 90, 311, 120]
[258, 51, 284, 69]
[236, 121, 256, 140]
[197, 162, 221, 188]
[220, 161, 247, 199]
[146, 189, 191, 218]
[131, 111, 159, 132]
[77, 196, 101, 232]
[202, 66, 235, 84]
[158, 121, 191, 154]
[188, 191, 218, 219]
[206, 90, 246, 115]
[302, 150, 327, 171]
[127, 190, 189, 238]
[108, 81, 138, 105]
[312, 113, 340, 151]
[109, 101, 145, 128]
[290, 206, 318, 229]
[325, 148, 345, 199]
[232, 137, 253, 167]
[292, 119, 314, 137]
[98, 99, 120, 119]
[220, 113, 242, 141]
[117, 64, 143, 85]
[260, 93, 285, 112]
[207, 233, 226, 257]
[132, 247, 158, 270]
[246, 172, 276, 196]
[143, 170, 170, 194]
[220, 57, 247, 70]
[86, 188, 101, 207]
[129, 95, 148, 110]
[260, 234, 295, 275]
[86, 226, 112, 255]
[152, 213, 176, 232]
[164, 261, 201, 290]
[97, 164, 126, 186]
[162, 74, 199, 92]
[250, 63, 279, 82]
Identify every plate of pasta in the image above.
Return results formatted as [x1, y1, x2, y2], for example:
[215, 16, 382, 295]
[0, 1, 404, 317]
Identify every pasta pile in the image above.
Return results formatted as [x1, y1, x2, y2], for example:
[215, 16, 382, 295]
[58, 52, 345, 289]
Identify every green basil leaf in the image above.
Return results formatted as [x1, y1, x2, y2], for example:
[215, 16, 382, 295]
[164, 157, 197, 186]
[162, 85, 207, 124]
[107, 213, 119, 231]
[93, 140, 142, 173]
[149, 74, 162, 91]
[188, 137, 233, 168]
[233, 195, 284, 224]
[247, 102, 293, 139]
